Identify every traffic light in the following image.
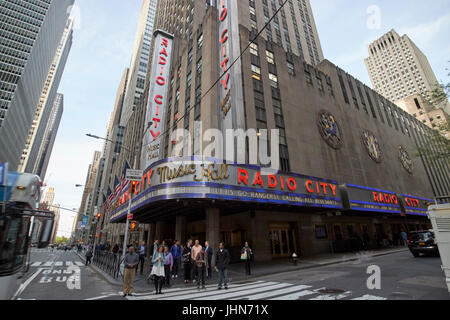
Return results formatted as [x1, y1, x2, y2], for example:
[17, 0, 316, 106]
[130, 221, 137, 231]
[97, 212, 101, 220]
[130, 181, 138, 195]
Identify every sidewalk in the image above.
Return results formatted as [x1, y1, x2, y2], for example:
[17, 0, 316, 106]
[78, 247, 408, 293]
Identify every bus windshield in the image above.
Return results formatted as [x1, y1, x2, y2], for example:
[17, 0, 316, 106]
[0, 207, 30, 276]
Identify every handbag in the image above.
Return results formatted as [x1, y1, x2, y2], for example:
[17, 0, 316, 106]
[240, 251, 248, 261]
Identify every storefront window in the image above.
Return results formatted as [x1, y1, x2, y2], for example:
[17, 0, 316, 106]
[315, 225, 328, 239]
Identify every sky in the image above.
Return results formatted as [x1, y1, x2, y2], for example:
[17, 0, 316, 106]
[50, 0, 450, 238]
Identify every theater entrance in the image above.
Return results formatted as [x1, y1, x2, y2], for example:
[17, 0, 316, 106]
[268, 222, 297, 258]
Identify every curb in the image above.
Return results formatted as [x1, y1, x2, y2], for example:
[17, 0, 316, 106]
[81, 248, 408, 290]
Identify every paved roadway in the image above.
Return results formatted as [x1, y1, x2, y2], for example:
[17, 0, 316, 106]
[16, 249, 450, 300]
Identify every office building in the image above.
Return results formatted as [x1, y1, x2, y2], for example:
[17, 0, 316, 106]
[0, 0, 74, 169]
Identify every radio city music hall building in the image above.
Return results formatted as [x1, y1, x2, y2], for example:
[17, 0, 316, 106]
[104, 2, 449, 262]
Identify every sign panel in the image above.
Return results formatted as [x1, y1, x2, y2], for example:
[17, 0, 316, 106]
[110, 157, 343, 222]
[81, 215, 89, 229]
[400, 194, 433, 217]
[217, 0, 246, 141]
[125, 169, 144, 182]
[0, 163, 7, 186]
[342, 184, 402, 214]
[141, 30, 174, 170]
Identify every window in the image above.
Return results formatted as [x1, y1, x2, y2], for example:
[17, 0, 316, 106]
[266, 50, 275, 64]
[315, 225, 328, 239]
[287, 61, 295, 75]
[269, 73, 278, 88]
[251, 64, 261, 80]
[317, 77, 323, 91]
[250, 42, 259, 56]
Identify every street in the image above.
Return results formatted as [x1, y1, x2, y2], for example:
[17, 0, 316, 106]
[16, 249, 449, 300]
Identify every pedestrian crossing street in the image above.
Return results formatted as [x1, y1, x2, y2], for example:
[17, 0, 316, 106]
[125, 281, 387, 301]
[30, 261, 85, 267]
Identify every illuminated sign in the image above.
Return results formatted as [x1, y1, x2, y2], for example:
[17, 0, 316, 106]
[141, 30, 174, 170]
[342, 184, 401, 214]
[217, 0, 246, 135]
[400, 194, 433, 216]
[109, 157, 342, 222]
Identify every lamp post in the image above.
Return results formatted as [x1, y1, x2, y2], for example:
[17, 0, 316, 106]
[86, 121, 152, 270]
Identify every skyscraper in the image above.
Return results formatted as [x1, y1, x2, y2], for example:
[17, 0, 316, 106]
[154, 0, 324, 66]
[119, 0, 158, 126]
[365, 29, 450, 113]
[0, 0, 74, 170]
[34, 93, 64, 179]
[18, 19, 73, 176]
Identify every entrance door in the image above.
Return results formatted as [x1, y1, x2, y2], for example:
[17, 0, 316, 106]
[269, 223, 297, 258]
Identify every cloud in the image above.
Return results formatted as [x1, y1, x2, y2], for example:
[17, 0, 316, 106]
[397, 13, 450, 46]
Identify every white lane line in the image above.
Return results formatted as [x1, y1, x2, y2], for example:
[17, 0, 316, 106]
[54, 261, 63, 267]
[310, 291, 352, 300]
[85, 293, 119, 300]
[239, 285, 312, 300]
[125, 281, 264, 297]
[66, 261, 73, 266]
[270, 289, 318, 300]
[31, 262, 41, 267]
[12, 268, 44, 299]
[196, 283, 294, 301]
[74, 261, 84, 267]
[129, 282, 278, 301]
[352, 295, 387, 300]
[42, 261, 53, 267]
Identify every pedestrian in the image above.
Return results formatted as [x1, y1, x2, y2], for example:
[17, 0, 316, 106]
[216, 242, 230, 290]
[163, 246, 173, 287]
[151, 246, 166, 294]
[191, 240, 202, 284]
[205, 241, 213, 279]
[85, 247, 93, 266]
[136, 241, 147, 275]
[123, 246, 139, 297]
[170, 240, 181, 279]
[400, 230, 408, 247]
[241, 242, 253, 276]
[182, 241, 192, 284]
[112, 243, 119, 254]
[151, 240, 159, 257]
[195, 248, 207, 290]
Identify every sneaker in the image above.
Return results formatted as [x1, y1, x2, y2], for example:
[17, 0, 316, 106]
[175, 275, 178, 278]
[218, 287, 222, 290]
[122, 294, 127, 297]
[202, 286, 206, 290]
[225, 286, 229, 290]
[172, 275, 174, 279]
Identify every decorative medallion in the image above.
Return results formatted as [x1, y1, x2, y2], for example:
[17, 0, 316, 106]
[317, 110, 343, 149]
[398, 146, 413, 174]
[362, 129, 382, 163]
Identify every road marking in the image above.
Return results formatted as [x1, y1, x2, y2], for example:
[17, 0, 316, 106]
[31, 262, 41, 267]
[42, 261, 53, 267]
[74, 261, 84, 267]
[310, 291, 352, 300]
[85, 293, 118, 300]
[13, 268, 44, 299]
[66, 261, 73, 266]
[238, 285, 312, 300]
[351, 295, 387, 300]
[54, 261, 63, 267]
[195, 283, 294, 301]
[270, 289, 318, 300]
[128, 282, 278, 301]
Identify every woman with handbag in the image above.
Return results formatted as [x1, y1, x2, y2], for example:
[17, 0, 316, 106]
[182, 241, 192, 284]
[241, 242, 253, 276]
[151, 246, 166, 294]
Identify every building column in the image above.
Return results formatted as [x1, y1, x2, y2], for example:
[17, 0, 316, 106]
[206, 208, 220, 267]
[176, 216, 187, 244]
[155, 221, 165, 243]
[146, 223, 156, 258]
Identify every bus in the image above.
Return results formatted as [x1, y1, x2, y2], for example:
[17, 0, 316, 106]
[0, 171, 54, 300]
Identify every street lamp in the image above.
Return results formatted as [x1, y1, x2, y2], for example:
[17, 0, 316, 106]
[85, 121, 153, 270]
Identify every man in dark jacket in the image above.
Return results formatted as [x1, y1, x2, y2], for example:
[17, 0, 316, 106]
[205, 241, 213, 279]
[215, 242, 230, 290]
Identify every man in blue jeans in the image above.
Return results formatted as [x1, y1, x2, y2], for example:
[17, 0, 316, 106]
[170, 240, 182, 278]
[215, 242, 230, 290]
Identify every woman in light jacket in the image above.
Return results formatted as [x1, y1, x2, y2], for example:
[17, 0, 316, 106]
[151, 246, 166, 294]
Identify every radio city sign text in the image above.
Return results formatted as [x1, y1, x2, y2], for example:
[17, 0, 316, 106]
[115, 161, 339, 208]
[219, 0, 231, 118]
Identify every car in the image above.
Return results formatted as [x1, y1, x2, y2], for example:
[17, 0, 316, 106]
[408, 230, 439, 257]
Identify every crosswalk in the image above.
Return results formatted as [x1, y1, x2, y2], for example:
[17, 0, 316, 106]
[125, 281, 387, 301]
[30, 261, 85, 267]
